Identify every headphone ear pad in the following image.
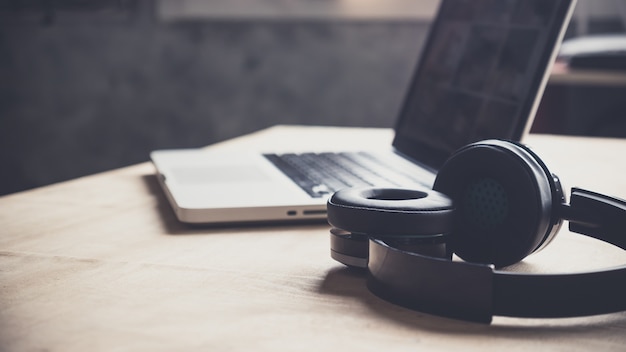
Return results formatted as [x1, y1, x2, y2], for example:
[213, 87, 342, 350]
[433, 140, 555, 267]
[327, 187, 455, 237]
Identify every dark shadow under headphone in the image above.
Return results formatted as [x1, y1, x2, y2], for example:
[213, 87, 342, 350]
[327, 139, 626, 323]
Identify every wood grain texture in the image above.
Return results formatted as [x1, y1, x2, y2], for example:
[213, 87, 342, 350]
[1, 125, 626, 351]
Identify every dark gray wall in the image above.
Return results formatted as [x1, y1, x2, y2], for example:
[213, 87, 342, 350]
[0, 3, 430, 195]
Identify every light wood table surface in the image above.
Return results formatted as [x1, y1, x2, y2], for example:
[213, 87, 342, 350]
[2, 125, 626, 351]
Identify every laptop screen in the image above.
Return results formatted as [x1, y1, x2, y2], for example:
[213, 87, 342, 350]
[392, 0, 575, 169]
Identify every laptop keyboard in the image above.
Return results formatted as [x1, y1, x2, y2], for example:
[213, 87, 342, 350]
[263, 152, 431, 198]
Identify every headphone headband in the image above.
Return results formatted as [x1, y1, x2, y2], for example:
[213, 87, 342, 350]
[564, 188, 626, 247]
[368, 238, 626, 323]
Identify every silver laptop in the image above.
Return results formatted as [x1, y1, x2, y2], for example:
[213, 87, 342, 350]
[151, 0, 576, 225]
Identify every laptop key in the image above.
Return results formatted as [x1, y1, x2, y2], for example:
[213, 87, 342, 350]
[264, 153, 333, 198]
[264, 152, 401, 198]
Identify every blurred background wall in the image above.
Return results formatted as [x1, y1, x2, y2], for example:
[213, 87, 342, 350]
[1, 0, 625, 196]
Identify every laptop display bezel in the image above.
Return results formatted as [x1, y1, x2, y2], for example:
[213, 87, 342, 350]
[391, 0, 576, 170]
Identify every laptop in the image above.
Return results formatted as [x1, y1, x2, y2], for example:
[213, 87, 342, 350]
[151, 0, 576, 225]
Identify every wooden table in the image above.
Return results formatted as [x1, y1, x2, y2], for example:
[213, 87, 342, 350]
[2, 125, 626, 351]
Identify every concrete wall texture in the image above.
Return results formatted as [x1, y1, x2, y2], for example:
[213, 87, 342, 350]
[0, 3, 429, 195]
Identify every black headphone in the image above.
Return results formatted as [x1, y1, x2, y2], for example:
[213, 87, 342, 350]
[327, 139, 626, 323]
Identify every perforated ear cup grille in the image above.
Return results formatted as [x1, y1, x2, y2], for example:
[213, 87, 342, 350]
[433, 140, 556, 267]
[464, 178, 509, 230]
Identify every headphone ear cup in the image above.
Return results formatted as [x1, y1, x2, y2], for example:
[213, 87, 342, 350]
[433, 140, 556, 267]
[327, 187, 455, 237]
[327, 187, 455, 267]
